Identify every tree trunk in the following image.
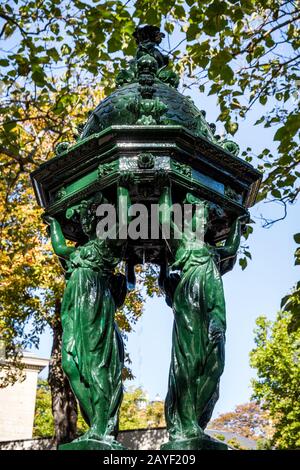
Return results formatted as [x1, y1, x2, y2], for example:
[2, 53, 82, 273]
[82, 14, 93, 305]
[48, 300, 78, 447]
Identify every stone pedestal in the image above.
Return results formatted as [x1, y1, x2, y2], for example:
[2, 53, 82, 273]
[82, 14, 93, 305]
[59, 438, 126, 451]
[161, 434, 228, 451]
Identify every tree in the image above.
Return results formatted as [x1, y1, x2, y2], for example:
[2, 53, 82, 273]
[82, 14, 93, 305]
[33, 380, 54, 438]
[226, 437, 246, 450]
[209, 401, 273, 440]
[1, 1, 298, 208]
[34, 379, 89, 438]
[34, 383, 165, 437]
[119, 387, 165, 430]
[120, 386, 164, 430]
[145, 397, 165, 429]
[0, 84, 103, 443]
[250, 312, 300, 449]
[1, 1, 298, 280]
[0, 82, 157, 442]
[280, 234, 300, 332]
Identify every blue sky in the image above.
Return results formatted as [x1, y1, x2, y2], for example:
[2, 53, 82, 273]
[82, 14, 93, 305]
[32, 31, 299, 419]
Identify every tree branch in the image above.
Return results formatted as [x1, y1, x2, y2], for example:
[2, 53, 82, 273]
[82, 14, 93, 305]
[236, 12, 300, 57]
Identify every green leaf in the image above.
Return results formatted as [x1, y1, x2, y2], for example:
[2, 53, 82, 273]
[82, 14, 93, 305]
[31, 69, 46, 86]
[174, 4, 185, 19]
[107, 36, 121, 53]
[165, 22, 174, 34]
[265, 35, 275, 48]
[271, 189, 281, 198]
[222, 64, 234, 83]
[61, 44, 71, 55]
[203, 16, 227, 36]
[254, 116, 264, 125]
[212, 50, 232, 66]
[3, 121, 17, 133]
[48, 47, 60, 62]
[259, 95, 267, 105]
[239, 257, 247, 270]
[50, 23, 60, 35]
[225, 120, 238, 135]
[187, 22, 201, 41]
[294, 234, 300, 244]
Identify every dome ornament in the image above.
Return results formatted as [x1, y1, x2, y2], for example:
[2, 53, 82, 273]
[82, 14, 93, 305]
[133, 24, 168, 69]
[116, 25, 180, 90]
[54, 141, 69, 155]
[137, 152, 155, 169]
[221, 139, 240, 157]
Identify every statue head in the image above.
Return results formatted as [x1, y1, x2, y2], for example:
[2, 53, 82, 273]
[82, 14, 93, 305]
[184, 193, 211, 234]
[133, 25, 165, 46]
[66, 193, 104, 237]
[133, 25, 168, 69]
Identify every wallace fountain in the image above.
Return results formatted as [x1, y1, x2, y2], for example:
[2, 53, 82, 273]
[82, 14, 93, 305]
[31, 25, 261, 451]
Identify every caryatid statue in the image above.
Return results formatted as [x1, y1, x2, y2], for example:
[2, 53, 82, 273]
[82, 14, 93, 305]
[157, 181, 245, 450]
[45, 177, 133, 450]
[31, 24, 261, 450]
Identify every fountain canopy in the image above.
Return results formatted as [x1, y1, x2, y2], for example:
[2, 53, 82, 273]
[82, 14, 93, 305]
[31, 25, 261, 264]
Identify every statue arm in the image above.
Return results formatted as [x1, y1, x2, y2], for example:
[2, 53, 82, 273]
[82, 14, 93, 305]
[102, 183, 132, 241]
[45, 216, 75, 259]
[117, 181, 136, 289]
[216, 216, 242, 260]
[117, 185, 131, 228]
[158, 186, 182, 240]
[158, 185, 171, 226]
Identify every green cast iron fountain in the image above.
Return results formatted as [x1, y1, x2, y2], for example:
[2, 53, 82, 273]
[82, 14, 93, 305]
[31, 25, 261, 451]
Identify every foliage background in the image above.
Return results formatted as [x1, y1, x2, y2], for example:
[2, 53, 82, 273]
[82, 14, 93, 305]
[33, 382, 165, 437]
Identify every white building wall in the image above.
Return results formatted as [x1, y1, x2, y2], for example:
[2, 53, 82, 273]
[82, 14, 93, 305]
[0, 353, 49, 441]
